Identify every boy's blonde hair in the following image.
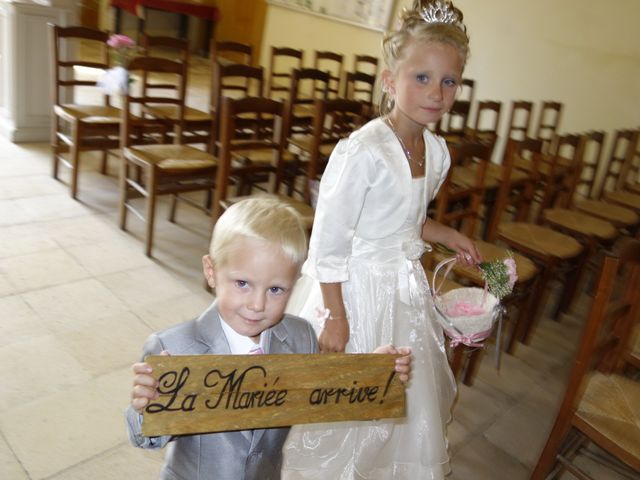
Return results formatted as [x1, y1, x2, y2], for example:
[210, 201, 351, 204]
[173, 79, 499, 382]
[209, 197, 308, 270]
[381, 0, 470, 115]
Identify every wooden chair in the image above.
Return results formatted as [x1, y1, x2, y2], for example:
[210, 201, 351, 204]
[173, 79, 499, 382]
[267, 46, 304, 100]
[353, 54, 378, 76]
[430, 140, 539, 372]
[211, 40, 253, 65]
[288, 68, 331, 135]
[619, 129, 640, 195]
[436, 100, 471, 144]
[530, 237, 640, 480]
[541, 134, 620, 305]
[534, 101, 563, 154]
[140, 34, 211, 147]
[285, 98, 367, 202]
[209, 62, 265, 154]
[570, 131, 639, 233]
[49, 24, 121, 199]
[599, 129, 640, 214]
[211, 96, 314, 228]
[466, 100, 502, 147]
[487, 136, 587, 343]
[313, 50, 344, 98]
[118, 56, 217, 257]
[459, 78, 475, 104]
[502, 101, 534, 163]
[343, 71, 376, 118]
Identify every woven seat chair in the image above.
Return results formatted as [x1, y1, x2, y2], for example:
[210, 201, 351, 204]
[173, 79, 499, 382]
[571, 130, 639, 233]
[49, 24, 121, 199]
[534, 101, 563, 154]
[118, 56, 217, 257]
[140, 34, 211, 147]
[530, 237, 640, 480]
[211, 96, 313, 226]
[598, 129, 640, 214]
[485, 136, 588, 344]
[267, 46, 304, 100]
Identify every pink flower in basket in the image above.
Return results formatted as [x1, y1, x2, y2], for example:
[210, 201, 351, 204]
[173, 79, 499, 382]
[504, 257, 517, 288]
[107, 34, 135, 49]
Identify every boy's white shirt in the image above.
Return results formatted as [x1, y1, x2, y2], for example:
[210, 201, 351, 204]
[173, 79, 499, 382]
[219, 316, 265, 354]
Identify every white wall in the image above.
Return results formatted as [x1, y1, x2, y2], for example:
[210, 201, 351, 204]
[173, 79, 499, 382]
[262, 0, 640, 161]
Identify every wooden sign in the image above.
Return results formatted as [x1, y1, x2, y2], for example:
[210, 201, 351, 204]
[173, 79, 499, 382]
[142, 353, 406, 436]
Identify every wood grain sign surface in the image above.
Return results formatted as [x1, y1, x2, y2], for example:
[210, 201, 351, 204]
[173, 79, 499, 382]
[142, 353, 406, 436]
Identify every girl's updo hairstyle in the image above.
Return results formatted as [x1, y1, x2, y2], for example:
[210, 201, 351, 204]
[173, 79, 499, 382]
[380, 0, 470, 115]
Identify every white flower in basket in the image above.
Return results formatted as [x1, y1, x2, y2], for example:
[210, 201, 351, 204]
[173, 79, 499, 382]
[431, 254, 517, 348]
[97, 34, 139, 96]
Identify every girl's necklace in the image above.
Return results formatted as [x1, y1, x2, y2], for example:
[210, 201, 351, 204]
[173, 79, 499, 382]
[385, 116, 425, 168]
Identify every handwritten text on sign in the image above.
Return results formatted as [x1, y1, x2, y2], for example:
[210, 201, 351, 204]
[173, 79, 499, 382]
[142, 353, 406, 436]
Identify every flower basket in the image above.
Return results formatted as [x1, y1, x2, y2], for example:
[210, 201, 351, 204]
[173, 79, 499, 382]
[430, 257, 506, 348]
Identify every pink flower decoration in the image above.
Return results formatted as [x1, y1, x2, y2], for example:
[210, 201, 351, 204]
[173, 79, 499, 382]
[107, 34, 135, 49]
[504, 258, 517, 287]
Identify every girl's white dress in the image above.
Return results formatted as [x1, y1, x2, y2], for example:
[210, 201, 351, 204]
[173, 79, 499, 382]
[283, 118, 456, 479]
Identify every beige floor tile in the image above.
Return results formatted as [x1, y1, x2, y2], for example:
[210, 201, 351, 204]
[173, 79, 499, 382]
[449, 434, 530, 480]
[483, 382, 564, 469]
[65, 239, 156, 276]
[0, 367, 133, 480]
[446, 418, 472, 454]
[45, 214, 126, 248]
[0, 229, 59, 259]
[14, 193, 92, 223]
[132, 292, 213, 332]
[55, 311, 154, 376]
[48, 443, 164, 480]
[0, 294, 49, 348]
[0, 249, 90, 292]
[0, 334, 92, 412]
[474, 345, 549, 401]
[451, 381, 512, 433]
[0, 272, 17, 297]
[98, 265, 193, 309]
[0, 434, 29, 480]
[0, 198, 33, 226]
[22, 278, 130, 333]
[0, 174, 64, 200]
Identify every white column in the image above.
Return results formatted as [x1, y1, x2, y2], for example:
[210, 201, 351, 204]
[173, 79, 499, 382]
[0, 0, 77, 142]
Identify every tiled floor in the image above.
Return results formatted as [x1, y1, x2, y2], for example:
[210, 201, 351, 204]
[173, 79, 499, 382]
[0, 57, 625, 480]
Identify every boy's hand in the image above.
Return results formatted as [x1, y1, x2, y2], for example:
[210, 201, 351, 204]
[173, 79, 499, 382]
[131, 350, 169, 414]
[318, 317, 349, 353]
[373, 344, 412, 383]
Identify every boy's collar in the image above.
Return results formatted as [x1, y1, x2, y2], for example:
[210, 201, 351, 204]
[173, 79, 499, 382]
[219, 315, 265, 354]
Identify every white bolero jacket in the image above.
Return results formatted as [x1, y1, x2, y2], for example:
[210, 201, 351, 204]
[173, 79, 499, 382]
[304, 117, 451, 283]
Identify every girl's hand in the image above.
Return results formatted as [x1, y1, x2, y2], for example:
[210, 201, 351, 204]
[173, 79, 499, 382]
[318, 316, 349, 353]
[131, 350, 169, 414]
[444, 229, 481, 265]
[372, 345, 412, 383]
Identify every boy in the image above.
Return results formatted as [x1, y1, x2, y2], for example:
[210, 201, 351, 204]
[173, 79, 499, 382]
[126, 197, 411, 480]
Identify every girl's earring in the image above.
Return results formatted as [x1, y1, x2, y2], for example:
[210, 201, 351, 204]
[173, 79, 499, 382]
[386, 91, 395, 111]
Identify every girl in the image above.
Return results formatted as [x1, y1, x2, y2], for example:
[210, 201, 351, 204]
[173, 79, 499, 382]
[283, 0, 480, 478]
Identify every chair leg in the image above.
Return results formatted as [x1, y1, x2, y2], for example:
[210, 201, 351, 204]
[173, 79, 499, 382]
[69, 123, 81, 199]
[100, 149, 109, 175]
[119, 159, 129, 231]
[530, 422, 574, 480]
[553, 251, 588, 320]
[145, 168, 157, 257]
[51, 118, 61, 180]
[168, 194, 178, 222]
[462, 348, 483, 386]
[519, 268, 551, 345]
[450, 346, 465, 379]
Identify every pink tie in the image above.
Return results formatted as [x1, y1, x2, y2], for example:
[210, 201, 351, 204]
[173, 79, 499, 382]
[249, 346, 264, 355]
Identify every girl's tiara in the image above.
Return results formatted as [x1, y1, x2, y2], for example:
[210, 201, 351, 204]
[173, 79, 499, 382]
[419, 0, 466, 32]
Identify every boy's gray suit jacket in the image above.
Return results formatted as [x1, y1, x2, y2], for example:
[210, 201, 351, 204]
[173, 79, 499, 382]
[125, 301, 319, 480]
